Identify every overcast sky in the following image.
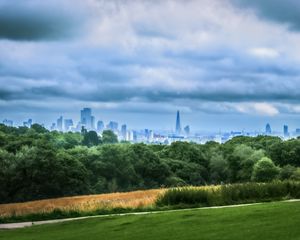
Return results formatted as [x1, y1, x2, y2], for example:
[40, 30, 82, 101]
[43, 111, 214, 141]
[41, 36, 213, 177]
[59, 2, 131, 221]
[1, 0, 300, 131]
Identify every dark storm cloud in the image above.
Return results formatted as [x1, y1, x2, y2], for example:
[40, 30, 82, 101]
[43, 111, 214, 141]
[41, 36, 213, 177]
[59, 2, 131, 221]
[0, 1, 85, 40]
[232, 0, 300, 31]
[1, 73, 300, 104]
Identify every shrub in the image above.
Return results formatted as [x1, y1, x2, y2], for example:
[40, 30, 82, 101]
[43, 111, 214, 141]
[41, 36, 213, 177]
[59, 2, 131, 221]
[156, 187, 217, 207]
[156, 181, 300, 207]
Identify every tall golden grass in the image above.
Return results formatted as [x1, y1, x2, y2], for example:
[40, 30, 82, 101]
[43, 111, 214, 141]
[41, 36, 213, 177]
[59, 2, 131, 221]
[0, 189, 165, 217]
[0, 186, 219, 217]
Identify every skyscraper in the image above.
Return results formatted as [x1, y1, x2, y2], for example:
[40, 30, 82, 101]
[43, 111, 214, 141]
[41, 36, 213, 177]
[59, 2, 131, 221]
[80, 108, 95, 130]
[284, 125, 289, 137]
[175, 110, 181, 135]
[91, 116, 95, 130]
[23, 119, 32, 128]
[184, 125, 190, 136]
[64, 119, 73, 132]
[3, 119, 13, 127]
[97, 120, 104, 132]
[107, 121, 118, 132]
[57, 116, 63, 131]
[121, 124, 127, 140]
[50, 123, 56, 131]
[265, 123, 272, 135]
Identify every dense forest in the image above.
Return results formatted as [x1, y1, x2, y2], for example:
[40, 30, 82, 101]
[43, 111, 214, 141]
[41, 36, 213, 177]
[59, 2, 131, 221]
[1, 123, 300, 204]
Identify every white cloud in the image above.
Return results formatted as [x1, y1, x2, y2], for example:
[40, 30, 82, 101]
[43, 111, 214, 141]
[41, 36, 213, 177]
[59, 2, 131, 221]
[236, 102, 279, 116]
[249, 47, 279, 58]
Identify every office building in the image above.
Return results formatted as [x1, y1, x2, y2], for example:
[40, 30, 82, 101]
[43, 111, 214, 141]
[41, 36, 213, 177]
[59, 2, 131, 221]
[121, 124, 127, 140]
[265, 123, 272, 135]
[23, 119, 32, 128]
[64, 119, 73, 132]
[284, 125, 289, 138]
[3, 119, 13, 127]
[50, 123, 56, 131]
[91, 116, 95, 130]
[175, 110, 181, 135]
[57, 116, 63, 131]
[184, 125, 190, 136]
[97, 120, 104, 132]
[80, 108, 95, 130]
[107, 121, 118, 132]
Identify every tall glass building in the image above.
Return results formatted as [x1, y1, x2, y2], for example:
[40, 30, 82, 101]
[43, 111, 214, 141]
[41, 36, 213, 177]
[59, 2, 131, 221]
[175, 110, 181, 135]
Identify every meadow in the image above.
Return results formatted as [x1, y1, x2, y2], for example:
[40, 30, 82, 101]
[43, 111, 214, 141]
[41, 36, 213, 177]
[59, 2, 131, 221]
[1, 201, 300, 240]
[0, 189, 164, 218]
[1, 181, 300, 224]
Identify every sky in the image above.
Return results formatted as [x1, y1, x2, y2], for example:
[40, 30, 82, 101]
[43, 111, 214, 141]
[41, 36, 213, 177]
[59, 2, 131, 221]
[1, 0, 300, 132]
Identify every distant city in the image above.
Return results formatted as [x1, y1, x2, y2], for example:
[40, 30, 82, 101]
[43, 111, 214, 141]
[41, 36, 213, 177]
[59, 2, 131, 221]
[2, 108, 300, 144]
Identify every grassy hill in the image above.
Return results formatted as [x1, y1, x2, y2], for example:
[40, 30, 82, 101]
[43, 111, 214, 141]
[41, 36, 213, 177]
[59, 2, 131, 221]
[1, 201, 300, 240]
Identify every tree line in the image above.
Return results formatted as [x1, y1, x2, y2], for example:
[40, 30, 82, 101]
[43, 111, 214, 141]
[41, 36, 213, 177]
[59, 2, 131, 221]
[0, 123, 300, 204]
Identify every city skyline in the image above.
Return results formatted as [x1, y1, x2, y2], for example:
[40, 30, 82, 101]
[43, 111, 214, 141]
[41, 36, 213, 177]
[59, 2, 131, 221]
[1, 1, 300, 131]
[3, 107, 300, 145]
[2, 108, 299, 135]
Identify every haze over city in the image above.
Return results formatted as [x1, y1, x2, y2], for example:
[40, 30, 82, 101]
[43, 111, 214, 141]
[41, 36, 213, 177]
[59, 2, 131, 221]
[1, 0, 300, 131]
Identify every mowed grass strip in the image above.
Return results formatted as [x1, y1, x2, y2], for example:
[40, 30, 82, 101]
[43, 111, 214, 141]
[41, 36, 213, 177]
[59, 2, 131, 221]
[1, 201, 300, 240]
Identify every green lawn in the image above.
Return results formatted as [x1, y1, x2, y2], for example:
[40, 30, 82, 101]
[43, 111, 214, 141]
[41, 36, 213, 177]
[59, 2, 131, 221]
[1, 201, 300, 240]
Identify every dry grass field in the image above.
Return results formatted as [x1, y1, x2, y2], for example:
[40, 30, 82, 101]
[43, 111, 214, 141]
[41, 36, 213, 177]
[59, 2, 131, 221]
[0, 186, 220, 218]
[0, 189, 165, 217]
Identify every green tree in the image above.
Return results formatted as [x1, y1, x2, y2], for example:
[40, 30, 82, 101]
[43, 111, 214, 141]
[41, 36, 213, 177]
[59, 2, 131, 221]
[31, 124, 48, 133]
[0, 149, 13, 202]
[102, 130, 118, 144]
[227, 145, 265, 182]
[82, 131, 100, 147]
[279, 165, 296, 180]
[251, 157, 279, 182]
[209, 150, 229, 184]
[291, 168, 300, 181]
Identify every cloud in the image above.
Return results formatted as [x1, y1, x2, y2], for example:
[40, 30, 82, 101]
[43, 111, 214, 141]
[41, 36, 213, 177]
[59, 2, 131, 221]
[231, 0, 300, 31]
[0, 0, 89, 40]
[235, 103, 279, 116]
[249, 48, 279, 59]
[1, 0, 300, 129]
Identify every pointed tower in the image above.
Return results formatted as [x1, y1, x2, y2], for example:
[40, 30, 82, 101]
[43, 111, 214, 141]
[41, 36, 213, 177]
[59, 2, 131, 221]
[175, 110, 181, 135]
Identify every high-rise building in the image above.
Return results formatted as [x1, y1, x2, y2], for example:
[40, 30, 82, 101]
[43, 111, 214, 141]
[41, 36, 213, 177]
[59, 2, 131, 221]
[3, 119, 13, 127]
[175, 110, 181, 135]
[284, 125, 289, 137]
[91, 116, 95, 130]
[144, 129, 153, 142]
[80, 108, 95, 130]
[64, 119, 73, 132]
[81, 108, 91, 127]
[132, 130, 137, 142]
[184, 125, 190, 136]
[97, 120, 104, 132]
[265, 123, 272, 135]
[121, 124, 127, 140]
[23, 119, 32, 128]
[107, 121, 118, 132]
[57, 116, 63, 131]
[50, 123, 56, 131]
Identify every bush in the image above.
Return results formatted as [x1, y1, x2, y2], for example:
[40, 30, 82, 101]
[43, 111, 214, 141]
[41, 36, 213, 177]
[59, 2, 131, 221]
[156, 187, 219, 207]
[156, 181, 300, 207]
